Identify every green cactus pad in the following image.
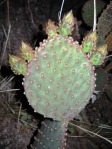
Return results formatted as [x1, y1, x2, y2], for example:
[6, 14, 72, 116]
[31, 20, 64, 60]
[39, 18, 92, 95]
[31, 119, 67, 149]
[82, 0, 106, 27]
[23, 35, 95, 121]
[95, 68, 108, 91]
[97, 1, 112, 38]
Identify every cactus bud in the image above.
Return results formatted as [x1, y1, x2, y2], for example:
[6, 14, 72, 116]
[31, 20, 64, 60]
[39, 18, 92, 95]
[97, 44, 107, 57]
[46, 20, 58, 37]
[58, 10, 75, 36]
[9, 55, 27, 75]
[90, 44, 107, 66]
[90, 51, 104, 66]
[62, 10, 74, 24]
[82, 31, 98, 53]
[20, 42, 34, 61]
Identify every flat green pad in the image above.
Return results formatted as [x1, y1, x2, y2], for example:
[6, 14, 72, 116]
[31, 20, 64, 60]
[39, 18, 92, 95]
[82, 0, 106, 27]
[31, 119, 67, 149]
[24, 35, 95, 121]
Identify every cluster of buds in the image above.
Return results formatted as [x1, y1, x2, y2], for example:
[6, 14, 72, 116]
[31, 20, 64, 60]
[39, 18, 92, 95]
[9, 42, 34, 75]
[82, 31, 107, 66]
[46, 10, 75, 37]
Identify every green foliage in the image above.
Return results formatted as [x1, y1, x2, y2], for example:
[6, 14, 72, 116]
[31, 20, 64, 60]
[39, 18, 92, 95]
[95, 68, 108, 91]
[97, 1, 112, 38]
[20, 114, 32, 121]
[9, 55, 27, 75]
[24, 35, 95, 121]
[58, 10, 74, 36]
[82, 0, 106, 27]
[67, 123, 76, 134]
[20, 42, 35, 61]
[90, 51, 103, 66]
[82, 31, 98, 53]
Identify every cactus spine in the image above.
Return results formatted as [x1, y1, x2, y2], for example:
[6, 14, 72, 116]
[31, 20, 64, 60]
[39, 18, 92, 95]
[9, 11, 107, 149]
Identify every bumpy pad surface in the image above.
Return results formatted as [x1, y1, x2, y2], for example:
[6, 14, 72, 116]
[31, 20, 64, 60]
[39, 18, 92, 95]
[31, 119, 67, 149]
[24, 35, 95, 121]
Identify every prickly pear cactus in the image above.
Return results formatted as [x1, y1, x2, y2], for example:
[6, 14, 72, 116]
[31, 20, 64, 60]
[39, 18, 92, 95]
[97, 1, 112, 38]
[23, 34, 96, 121]
[9, 11, 107, 149]
[31, 119, 67, 149]
[82, 0, 106, 27]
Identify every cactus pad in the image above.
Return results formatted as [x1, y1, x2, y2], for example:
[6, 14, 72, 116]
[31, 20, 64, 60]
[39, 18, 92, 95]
[95, 68, 108, 91]
[82, 0, 106, 27]
[23, 35, 95, 121]
[97, 1, 112, 38]
[104, 32, 112, 52]
[8, 10, 109, 149]
[31, 119, 67, 149]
